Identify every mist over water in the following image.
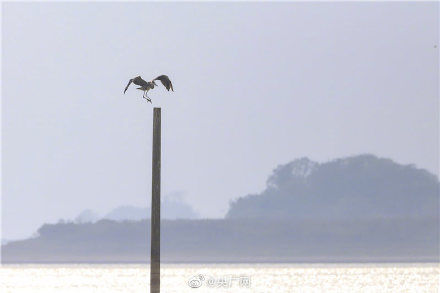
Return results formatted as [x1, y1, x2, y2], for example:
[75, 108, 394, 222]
[2, 2, 438, 241]
[1, 3, 438, 292]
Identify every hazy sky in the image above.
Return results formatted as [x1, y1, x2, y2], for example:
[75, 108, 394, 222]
[2, 2, 439, 240]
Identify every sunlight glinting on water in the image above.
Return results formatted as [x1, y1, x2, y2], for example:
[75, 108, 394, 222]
[1, 263, 438, 293]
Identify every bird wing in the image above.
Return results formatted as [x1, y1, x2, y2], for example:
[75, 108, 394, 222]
[124, 79, 133, 94]
[153, 75, 174, 91]
[124, 76, 149, 93]
[132, 76, 149, 87]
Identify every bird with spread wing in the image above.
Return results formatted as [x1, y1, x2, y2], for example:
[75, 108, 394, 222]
[124, 75, 174, 103]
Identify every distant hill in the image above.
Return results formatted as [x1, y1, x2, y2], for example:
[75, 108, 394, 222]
[2, 154, 438, 263]
[104, 199, 199, 221]
[103, 206, 148, 222]
[227, 155, 439, 220]
[74, 209, 100, 223]
[2, 218, 437, 263]
[73, 195, 200, 223]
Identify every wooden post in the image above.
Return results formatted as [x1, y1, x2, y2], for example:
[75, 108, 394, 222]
[150, 108, 161, 293]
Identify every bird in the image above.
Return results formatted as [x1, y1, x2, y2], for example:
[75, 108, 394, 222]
[124, 75, 173, 103]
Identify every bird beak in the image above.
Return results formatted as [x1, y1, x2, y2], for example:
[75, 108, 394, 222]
[153, 81, 158, 86]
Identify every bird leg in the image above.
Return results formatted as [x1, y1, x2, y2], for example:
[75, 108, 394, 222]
[143, 91, 152, 103]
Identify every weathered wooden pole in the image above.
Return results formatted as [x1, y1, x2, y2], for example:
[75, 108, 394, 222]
[150, 107, 161, 293]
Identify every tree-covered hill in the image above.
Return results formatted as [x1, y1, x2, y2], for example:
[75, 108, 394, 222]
[227, 155, 439, 220]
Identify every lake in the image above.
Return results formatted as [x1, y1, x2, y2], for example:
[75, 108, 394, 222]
[1, 263, 438, 292]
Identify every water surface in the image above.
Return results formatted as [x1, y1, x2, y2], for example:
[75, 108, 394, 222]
[1, 263, 438, 292]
